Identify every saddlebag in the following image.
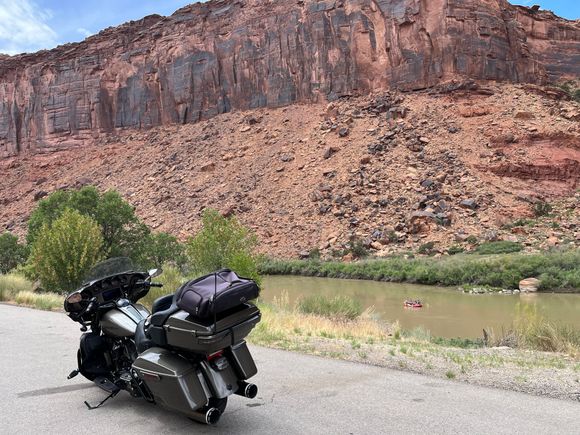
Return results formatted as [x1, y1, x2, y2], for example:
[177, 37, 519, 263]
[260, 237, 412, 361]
[175, 270, 260, 319]
[78, 332, 110, 380]
[132, 347, 210, 414]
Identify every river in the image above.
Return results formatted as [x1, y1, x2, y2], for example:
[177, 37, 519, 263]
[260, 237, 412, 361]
[262, 276, 580, 338]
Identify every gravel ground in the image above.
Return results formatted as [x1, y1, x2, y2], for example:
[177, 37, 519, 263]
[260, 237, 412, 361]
[257, 336, 580, 402]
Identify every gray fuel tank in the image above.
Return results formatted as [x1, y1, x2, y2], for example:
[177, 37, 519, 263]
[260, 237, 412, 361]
[101, 302, 149, 337]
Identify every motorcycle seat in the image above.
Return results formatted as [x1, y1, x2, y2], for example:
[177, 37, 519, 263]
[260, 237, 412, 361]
[151, 294, 174, 314]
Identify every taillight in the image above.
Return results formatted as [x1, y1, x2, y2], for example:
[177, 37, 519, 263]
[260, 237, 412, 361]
[207, 350, 224, 361]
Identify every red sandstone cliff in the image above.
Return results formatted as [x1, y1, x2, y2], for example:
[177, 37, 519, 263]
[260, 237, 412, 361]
[0, 0, 578, 157]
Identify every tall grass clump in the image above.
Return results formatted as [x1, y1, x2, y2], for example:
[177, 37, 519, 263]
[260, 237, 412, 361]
[14, 291, 63, 311]
[297, 295, 363, 320]
[0, 273, 34, 301]
[487, 304, 580, 356]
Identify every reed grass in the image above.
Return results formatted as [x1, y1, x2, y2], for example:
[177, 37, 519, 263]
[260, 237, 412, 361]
[297, 294, 363, 320]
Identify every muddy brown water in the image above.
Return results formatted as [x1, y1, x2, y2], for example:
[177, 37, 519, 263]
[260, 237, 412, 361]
[262, 276, 580, 338]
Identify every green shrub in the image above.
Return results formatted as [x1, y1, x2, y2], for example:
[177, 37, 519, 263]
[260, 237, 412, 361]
[346, 237, 369, 259]
[27, 186, 148, 262]
[465, 235, 478, 244]
[297, 295, 362, 320]
[474, 241, 523, 255]
[533, 201, 553, 217]
[0, 232, 28, 274]
[31, 209, 104, 293]
[447, 245, 465, 256]
[186, 209, 260, 284]
[418, 242, 436, 255]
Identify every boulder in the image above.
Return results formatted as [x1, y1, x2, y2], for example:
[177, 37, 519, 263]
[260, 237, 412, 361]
[519, 278, 540, 292]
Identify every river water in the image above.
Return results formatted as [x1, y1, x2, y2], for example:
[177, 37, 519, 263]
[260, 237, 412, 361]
[262, 276, 580, 338]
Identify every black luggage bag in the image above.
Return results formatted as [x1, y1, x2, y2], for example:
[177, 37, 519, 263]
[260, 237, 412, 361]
[175, 269, 260, 319]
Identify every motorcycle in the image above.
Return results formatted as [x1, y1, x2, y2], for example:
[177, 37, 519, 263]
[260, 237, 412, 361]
[64, 257, 261, 425]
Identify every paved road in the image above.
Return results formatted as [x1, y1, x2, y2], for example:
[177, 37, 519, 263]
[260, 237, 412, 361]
[0, 304, 578, 434]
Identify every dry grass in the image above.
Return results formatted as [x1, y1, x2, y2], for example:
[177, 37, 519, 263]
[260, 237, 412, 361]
[486, 304, 580, 358]
[251, 291, 390, 346]
[14, 291, 63, 311]
[0, 273, 34, 301]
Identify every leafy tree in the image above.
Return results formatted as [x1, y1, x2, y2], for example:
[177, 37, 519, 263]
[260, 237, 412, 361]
[31, 209, 104, 293]
[186, 209, 260, 284]
[0, 232, 28, 274]
[141, 232, 187, 269]
[27, 186, 149, 260]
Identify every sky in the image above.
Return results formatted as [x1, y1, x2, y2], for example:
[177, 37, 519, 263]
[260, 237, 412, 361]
[0, 0, 578, 55]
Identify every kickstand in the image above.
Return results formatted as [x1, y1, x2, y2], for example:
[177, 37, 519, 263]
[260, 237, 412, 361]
[84, 390, 119, 410]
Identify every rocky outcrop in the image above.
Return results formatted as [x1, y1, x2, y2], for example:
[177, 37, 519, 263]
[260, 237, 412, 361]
[0, 0, 579, 157]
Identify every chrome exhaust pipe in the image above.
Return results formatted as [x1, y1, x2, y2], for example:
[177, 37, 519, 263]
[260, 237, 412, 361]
[189, 407, 221, 425]
[235, 381, 258, 399]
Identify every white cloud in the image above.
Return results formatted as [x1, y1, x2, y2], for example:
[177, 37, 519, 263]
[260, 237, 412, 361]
[0, 0, 58, 55]
[76, 27, 93, 38]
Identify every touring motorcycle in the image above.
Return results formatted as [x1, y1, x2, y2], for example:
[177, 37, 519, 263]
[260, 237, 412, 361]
[65, 257, 261, 425]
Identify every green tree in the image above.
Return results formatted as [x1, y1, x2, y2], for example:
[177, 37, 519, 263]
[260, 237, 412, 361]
[141, 232, 187, 269]
[27, 186, 149, 261]
[186, 209, 260, 284]
[0, 232, 28, 274]
[31, 209, 104, 293]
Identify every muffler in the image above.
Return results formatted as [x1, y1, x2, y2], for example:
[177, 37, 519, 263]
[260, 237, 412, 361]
[189, 407, 221, 425]
[235, 381, 258, 399]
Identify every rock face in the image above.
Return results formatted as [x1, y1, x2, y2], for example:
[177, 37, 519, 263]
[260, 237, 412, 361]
[0, 0, 579, 156]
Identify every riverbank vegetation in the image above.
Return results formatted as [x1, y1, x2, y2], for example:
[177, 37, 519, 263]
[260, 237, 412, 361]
[259, 249, 580, 291]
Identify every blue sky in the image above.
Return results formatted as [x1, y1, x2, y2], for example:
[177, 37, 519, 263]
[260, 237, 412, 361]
[0, 1, 578, 55]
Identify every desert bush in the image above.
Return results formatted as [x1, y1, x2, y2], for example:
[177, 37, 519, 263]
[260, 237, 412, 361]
[417, 242, 436, 255]
[186, 209, 260, 284]
[31, 209, 104, 293]
[0, 232, 28, 274]
[297, 294, 362, 320]
[533, 201, 553, 217]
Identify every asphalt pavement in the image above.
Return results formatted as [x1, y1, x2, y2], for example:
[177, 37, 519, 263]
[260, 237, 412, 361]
[0, 304, 578, 434]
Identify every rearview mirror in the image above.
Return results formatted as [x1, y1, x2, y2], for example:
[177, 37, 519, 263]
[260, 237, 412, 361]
[148, 268, 163, 278]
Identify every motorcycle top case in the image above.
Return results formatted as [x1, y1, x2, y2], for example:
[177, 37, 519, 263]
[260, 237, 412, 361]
[175, 269, 260, 319]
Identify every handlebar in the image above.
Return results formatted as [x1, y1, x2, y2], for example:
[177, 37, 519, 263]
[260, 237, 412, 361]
[149, 282, 163, 288]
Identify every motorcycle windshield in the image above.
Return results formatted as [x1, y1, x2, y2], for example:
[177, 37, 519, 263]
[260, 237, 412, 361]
[84, 257, 136, 283]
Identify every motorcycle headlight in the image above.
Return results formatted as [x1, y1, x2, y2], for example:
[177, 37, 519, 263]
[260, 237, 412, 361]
[66, 292, 83, 304]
